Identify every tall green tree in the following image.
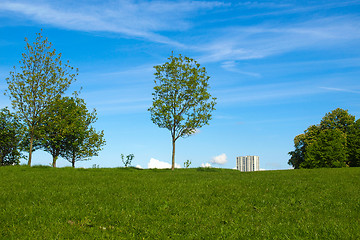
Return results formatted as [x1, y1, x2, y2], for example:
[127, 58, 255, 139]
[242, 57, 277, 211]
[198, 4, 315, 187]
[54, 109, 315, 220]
[320, 108, 355, 133]
[58, 97, 105, 168]
[148, 54, 216, 170]
[5, 31, 78, 166]
[288, 108, 357, 169]
[288, 125, 321, 169]
[303, 128, 347, 168]
[0, 108, 23, 166]
[347, 119, 360, 167]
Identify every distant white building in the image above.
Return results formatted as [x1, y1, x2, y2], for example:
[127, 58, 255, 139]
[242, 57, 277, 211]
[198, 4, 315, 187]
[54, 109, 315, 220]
[236, 156, 259, 172]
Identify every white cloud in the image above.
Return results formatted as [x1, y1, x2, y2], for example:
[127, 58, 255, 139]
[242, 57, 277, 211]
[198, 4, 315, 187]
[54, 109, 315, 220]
[135, 165, 142, 169]
[319, 87, 360, 94]
[210, 153, 227, 165]
[197, 16, 360, 63]
[2, 1, 359, 64]
[221, 61, 261, 77]
[201, 162, 212, 168]
[0, 0, 227, 47]
[148, 158, 181, 169]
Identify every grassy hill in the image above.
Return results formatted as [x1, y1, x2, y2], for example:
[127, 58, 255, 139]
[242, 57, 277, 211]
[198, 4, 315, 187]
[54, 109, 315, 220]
[1, 166, 359, 239]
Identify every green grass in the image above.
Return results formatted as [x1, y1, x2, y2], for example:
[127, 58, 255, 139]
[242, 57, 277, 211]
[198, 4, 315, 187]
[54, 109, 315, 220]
[0, 166, 359, 239]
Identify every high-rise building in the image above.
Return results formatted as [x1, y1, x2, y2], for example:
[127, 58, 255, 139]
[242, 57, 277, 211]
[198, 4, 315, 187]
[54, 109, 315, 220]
[236, 156, 259, 172]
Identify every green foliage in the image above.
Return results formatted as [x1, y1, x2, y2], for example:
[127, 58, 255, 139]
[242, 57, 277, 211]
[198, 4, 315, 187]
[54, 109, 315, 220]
[320, 108, 355, 132]
[39, 96, 78, 167]
[347, 119, 360, 167]
[121, 154, 134, 167]
[0, 108, 23, 165]
[56, 96, 106, 168]
[148, 53, 216, 170]
[304, 129, 347, 168]
[289, 108, 360, 168]
[183, 159, 191, 168]
[5, 30, 78, 166]
[288, 133, 305, 169]
[0, 167, 359, 239]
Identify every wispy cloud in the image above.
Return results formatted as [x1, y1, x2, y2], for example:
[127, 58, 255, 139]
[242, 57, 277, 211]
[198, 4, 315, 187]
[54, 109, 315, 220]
[232, 1, 360, 19]
[236, 2, 292, 9]
[215, 81, 327, 104]
[2, 1, 359, 65]
[81, 88, 151, 115]
[320, 87, 360, 94]
[221, 61, 261, 77]
[99, 65, 154, 78]
[0, 0, 227, 47]
[197, 16, 360, 63]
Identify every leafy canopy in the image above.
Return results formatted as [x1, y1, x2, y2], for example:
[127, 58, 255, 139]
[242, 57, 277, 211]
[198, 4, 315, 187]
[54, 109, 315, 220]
[288, 108, 359, 169]
[0, 108, 23, 166]
[148, 53, 216, 170]
[5, 30, 78, 165]
[58, 96, 105, 168]
[149, 54, 216, 141]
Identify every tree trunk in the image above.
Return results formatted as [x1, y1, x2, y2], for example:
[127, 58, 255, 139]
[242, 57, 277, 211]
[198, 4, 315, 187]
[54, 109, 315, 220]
[52, 155, 58, 168]
[0, 155, 3, 166]
[28, 134, 34, 166]
[72, 152, 75, 168]
[172, 137, 176, 171]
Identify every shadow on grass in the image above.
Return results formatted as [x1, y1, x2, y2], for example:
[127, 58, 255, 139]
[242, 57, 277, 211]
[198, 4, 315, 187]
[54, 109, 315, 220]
[31, 165, 52, 169]
[196, 167, 222, 172]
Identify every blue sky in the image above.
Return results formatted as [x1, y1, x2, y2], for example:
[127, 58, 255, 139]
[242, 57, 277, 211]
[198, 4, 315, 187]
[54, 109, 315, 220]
[1, 0, 360, 169]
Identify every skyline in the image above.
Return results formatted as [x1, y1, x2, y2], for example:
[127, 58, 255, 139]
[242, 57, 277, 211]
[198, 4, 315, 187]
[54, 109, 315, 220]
[1, 0, 360, 169]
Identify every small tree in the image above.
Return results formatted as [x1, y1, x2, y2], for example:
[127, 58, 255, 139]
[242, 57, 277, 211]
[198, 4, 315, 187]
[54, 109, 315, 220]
[121, 154, 134, 167]
[0, 108, 23, 166]
[184, 159, 191, 168]
[58, 97, 106, 168]
[38, 96, 98, 167]
[148, 53, 216, 170]
[5, 31, 78, 166]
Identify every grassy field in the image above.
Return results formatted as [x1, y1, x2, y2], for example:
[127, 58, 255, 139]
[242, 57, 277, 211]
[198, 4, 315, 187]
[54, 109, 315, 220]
[0, 166, 359, 239]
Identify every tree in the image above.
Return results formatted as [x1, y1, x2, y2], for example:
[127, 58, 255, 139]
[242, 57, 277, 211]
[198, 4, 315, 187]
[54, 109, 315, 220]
[183, 159, 191, 168]
[58, 97, 105, 168]
[347, 119, 360, 167]
[320, 108, 355, 133]
[303, 128, 347, 168]
[288, 133, 306, 169]
[38, 96, 83, 167]
[148, 54, 216, 170]
[62, 127, 105, 168]
[5, 31, 78, 166]
[288, 108, 357, 169]
[121, 154, 134, 167]
[0, 108, 23, 166]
